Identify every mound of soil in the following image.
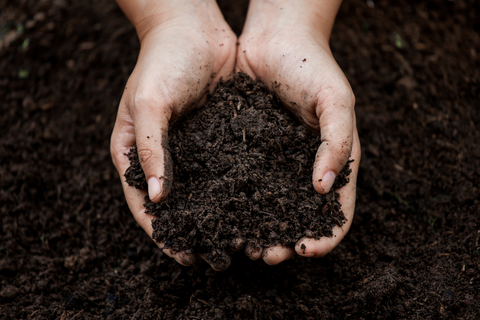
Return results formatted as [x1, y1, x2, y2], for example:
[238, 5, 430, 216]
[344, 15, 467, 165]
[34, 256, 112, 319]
[125, 73, 351, 263]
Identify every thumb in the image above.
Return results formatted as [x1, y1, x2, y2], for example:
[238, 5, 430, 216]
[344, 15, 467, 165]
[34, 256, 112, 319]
[312, 96, 354, 194]
[132, 98, 173, 203]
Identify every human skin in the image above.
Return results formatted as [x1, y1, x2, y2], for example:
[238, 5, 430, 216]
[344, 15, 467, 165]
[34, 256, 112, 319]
[111, 0, 360, 269]
[110, 0, 237, 270]
[236, 0, 361, 265]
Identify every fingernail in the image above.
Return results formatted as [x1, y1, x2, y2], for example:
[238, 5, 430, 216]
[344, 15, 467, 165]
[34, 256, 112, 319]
[321, 171, 336, 193]
[148, 177, 161, 201]
[302, 253, 315, 257]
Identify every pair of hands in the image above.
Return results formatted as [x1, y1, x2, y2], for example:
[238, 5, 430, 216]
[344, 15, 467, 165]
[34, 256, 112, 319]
[111, 0, 360, 270]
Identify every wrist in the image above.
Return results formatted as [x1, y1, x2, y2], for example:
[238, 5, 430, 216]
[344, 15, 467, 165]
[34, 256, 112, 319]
[116, 0, 223, 42]
[245, 0, 342, 46]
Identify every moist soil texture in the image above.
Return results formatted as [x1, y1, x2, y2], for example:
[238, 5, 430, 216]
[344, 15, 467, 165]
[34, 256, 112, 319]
[1, 0, 479, 319]
[125, 73, 351, 264]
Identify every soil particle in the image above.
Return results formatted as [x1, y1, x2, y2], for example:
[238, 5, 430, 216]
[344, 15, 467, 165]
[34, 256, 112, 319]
[0, 285, 19, 299]
[105, 293, 118, 316]
[125, 72, 352, 255]
[301, 243, 307, 254]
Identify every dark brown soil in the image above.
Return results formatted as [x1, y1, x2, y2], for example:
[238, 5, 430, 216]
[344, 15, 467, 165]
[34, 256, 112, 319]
[1, 0, 479, 319]
[125, 73, 351, 264]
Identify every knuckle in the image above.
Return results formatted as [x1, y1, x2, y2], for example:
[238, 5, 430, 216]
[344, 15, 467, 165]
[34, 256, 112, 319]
[132, 89, 174, 117]
[137, 148, 154, 164]
[316, 85, 355, 116]
[109, 142, 118, 161]
[350, 90, 356, 107]
[110, 148, 120, 170]
[334, 86, 355, 109]
[133, 93, 158, 114]
[109, 141, 125, 172]
[109, 142, 116, 157]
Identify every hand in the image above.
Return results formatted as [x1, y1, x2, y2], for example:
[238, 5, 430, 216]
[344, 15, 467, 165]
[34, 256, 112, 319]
[236, 0, 361, 265]
[110, 0, 236, 270]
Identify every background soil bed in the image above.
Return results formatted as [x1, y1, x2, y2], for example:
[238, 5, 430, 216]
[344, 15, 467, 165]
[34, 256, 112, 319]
[0, 0, 479, 319]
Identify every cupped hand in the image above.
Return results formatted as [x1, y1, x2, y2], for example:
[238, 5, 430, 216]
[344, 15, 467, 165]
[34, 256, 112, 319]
[236, 0, 361, 265]
[110, 1, 237, 270]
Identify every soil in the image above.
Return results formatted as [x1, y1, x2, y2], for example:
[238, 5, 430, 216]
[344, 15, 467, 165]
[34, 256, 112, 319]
[125, 72, 352, 267]
[0, 0, 479, 319]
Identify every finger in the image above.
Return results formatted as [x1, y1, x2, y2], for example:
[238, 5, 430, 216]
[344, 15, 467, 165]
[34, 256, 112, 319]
[200, 250, 232, 271]
[312, 88, 355, 194]
[120, 168, 194, 266]
[244, 243, 263, 260]
[230, 237, 246, 252]
[119, 172, 195, 266]
[162, 247, 196, 266]
[111, 104, 194, 266]
[297, 125, 360, 257]
[262, 245, 295, 265]
[130, 92, 173, 203]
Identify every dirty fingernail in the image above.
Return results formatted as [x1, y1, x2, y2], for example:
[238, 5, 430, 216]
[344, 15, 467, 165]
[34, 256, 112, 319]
[158, 178, 169, 201]
[148, 177, 161, 201]
[297, 243, 310, 256]
[177, 253, 195, 266]
[302, 253, 315, 257]
[230, 238, 245, 251]
[321, 171, 336, 193]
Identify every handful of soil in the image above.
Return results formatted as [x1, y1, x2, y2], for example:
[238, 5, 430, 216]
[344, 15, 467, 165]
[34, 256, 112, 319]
[125, 73, 351, 260]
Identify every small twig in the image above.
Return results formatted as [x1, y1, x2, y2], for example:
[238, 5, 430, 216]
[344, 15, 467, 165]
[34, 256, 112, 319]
[29, 310, 40, 319]
[242, 129, 246, 142]
[71, 310, 84, 320]
[172, 270, 181, 282]
[197, 299, 212, 307]
[277, 199, 286, 213]
[258, 209, 272, 216]
[213, 221, 221, 241]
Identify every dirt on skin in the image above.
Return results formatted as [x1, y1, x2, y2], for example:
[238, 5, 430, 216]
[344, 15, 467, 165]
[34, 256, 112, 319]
[125, 73, 352, 269]
[0, 0, 479, 319]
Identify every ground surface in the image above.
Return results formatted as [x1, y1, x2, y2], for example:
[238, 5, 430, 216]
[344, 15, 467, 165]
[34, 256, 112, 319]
[0, 0, 479, 319]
